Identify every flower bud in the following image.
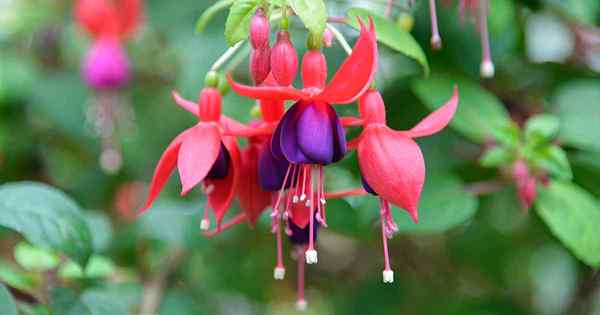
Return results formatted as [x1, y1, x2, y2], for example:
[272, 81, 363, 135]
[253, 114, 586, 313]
[250, 47, 271, 85]
[198, 87, 222, 122]
[322, 28, 333, 48]
[301, 50, 327, 89]
[358, 89, 386, 125]
[512, 160, 537, 210]
[270, 31, 298, 86]
[82, 38, 130, 90]
[250, 8, 270, 49]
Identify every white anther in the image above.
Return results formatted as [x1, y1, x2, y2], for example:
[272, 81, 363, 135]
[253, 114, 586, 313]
[480, 60, 495, 78]
[305, 199, 311, 207]
[296, 299, 308, 311]
[200, 219, 210, 231]
[293, 195, 299, 203]
[382, 270, 394, 283]
[305, 249, 318, 264]
[300, 193, 306, 201]
[430, 34, 442, 50]
[320, 198, 326, 205]
[273, 267, 286, 280]
[204, 184, 215, 195]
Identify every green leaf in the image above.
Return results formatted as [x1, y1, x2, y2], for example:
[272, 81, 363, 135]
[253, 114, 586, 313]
[289, 0, 327, 35]
[536, 181, 600, 267]
[14, 242, 60, 272]
[412, 75, 513, 143]
[0, 182, 93, 267]
[0, 284, 17, 315]
[137, 200, 201, 246]
[58, 255, 116, 279]
[51, 285, 140, 315]
[395, 172, 479, 234]
[196, 0, 236, 33]
[525, 114, 560, 143]
[347, 7, 429, 76]
[480, 146, 514, 168]
[224, 0, 259, 46]
[489, 122, 520, 148]
[0, 261, 38, 294]
[553, 80, 600, 152]
[530, 145, 572, 180]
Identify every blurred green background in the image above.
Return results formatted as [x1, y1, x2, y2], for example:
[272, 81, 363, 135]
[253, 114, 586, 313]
[1, 0, 600, 314]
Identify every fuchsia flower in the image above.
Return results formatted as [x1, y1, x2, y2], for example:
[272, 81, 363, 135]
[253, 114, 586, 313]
[512, 160, 537, 210]
[140, 86, 241, 230]
[350, 87, 458, 282]
[75, 0, 143, 89]
[249, 8, 272, 85]
[228, 18, 377, 265]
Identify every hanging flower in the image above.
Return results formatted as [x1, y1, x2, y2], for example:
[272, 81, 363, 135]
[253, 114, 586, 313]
[351, 86, 458, 283]
[140, 84, 241, 231]
[512, 160, 537, 210]
[227, 18, 377, 264]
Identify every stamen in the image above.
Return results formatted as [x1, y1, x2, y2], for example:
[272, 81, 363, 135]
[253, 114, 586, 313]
[296, 246, 307, 311]
[478, 0, 495, 78]
[429, 0, 442, 50]
[273, 164, 294, 211]
[204, 184, 215, 195]
[380, 198, 394, 284]
[200, 199, 210, 231]
[306, 166, 317, 264]
[318, 166, 327, 226]
[274, 211, 285, 280]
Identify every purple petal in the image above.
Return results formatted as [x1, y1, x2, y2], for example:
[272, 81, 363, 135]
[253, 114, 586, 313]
[296, 102, 334, 164]
[258, 144, 291, 191]
[360, 175, 377, 196]
[287, 217, 319, 245]
[82, 39, 130, 90]
[279, 102, 311, 164]
[206, 143, 230, 179]
[328, 105, 347, 163]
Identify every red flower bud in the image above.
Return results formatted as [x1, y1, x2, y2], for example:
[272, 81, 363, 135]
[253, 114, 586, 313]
[301, 50, 327, 89]
[250, 8, 270, 49]
[512, 160, 537, 210]
[198, 87, 222, 122]
[250, 47, 271, 85]
[322, 28, 333, 47]
[270, 31, 298, 86]
[358, 89, 387, 125]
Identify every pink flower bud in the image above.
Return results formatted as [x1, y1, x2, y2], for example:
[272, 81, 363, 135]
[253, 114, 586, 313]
[198, 87, 222, 122]
[82, 38, 130, 90]
[270, 31, 298, 86]
[512, 160, 537, 210]
[250, 47, 271, 85]
[322, 28, 333, 48]
[250, 8, 270, 49]
[301, 50, 327, 89]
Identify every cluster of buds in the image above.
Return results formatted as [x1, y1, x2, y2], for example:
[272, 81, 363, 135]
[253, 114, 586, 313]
[140, 12, 459, 310]
[429, 0, 495, 77]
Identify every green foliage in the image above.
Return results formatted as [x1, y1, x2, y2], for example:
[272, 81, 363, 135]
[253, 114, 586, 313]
[289, 0, 327, 35]
[225, 0, 260, 46]
[412, 75, 513, 143]
[0, 182, 93, 267]
[196, 0, 236, 33]
[0, 284, 18, 315]
[347, 7, 429, 76]
[536, 181, 600, 267]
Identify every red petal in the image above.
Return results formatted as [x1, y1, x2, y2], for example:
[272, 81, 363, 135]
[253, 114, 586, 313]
[357, 126, 424, 221]
[172, 91, 199, 116]
[118, 0, 142, 37]
[178, 123, 221, 195]
[290, 193, 312, 228]
[236, 143, 272, 225]
[316, 18, 377, 104]
[207, 136, 241, 227]
[227, 74, 308, 101]
[74, 0, 114, 38]
[140, 129, 189, 213]
[402, 85, 458, 138]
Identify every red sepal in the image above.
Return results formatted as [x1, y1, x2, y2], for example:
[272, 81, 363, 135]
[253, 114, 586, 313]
[172, 91, 198, 116]
[400, 86, 458, 138]
[236, 143, 272, 225]
[178, 123, 222, 195]
[316, 18, 377, 104]
[358, 125, 423, 222]
[227, 74, 309, 101]
[206, 136, 241, 227]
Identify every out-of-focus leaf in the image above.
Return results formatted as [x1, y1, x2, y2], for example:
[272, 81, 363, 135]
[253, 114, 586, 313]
[480, 146, 514, 168]
[395, 172, 478, 233]
[412, 75, 513, 143]
[0, 283, 17, 315]
[490, 122, 520, 148]
[536, 181, 600, 267]
[347, 7, 429, 76]
[0, 55, 38, 103]
[14, 242, 59, 272]
[196, 0, 236, 33]
[137, 200, 202, 247]
[0, 261, 38, 294]
[84, 212, 113, 252]
[525, 114, 560, 142]
[224, 0, 259, 46]
[529, 145, 572, 180]
[51, 285, 140, 315]
[553, 80, 600, 152]
[58, 255, 116, 279]
[289, 0, 327, 35]
[159, 290, 205, 315]
[0, 182, 93, 267]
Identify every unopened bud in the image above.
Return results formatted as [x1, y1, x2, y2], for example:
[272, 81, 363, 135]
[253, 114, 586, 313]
[250, 8, 270, 49]
[301, 50, 327, 89]
[271, 31, 298, 86]
[322, 28, 333, 47]
[250, 47, 271, 85]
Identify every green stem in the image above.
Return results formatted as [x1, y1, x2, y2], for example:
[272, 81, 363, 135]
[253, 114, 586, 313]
[326, 24, 352, 55]
[210, 41, 245, 72]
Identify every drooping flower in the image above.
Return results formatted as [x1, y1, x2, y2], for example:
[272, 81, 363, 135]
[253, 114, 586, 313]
[75, 0, 143, 89]
[140, 85, 241, 230]
[228, 18, 378, 264]
[429, 0, 494, 77]
[351, 86, 458, 283]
